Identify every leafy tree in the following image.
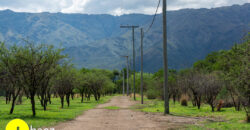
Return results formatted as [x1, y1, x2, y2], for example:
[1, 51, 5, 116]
[0, 43, 24, 114]
[15, 42, 64, 116]
[87, 70, 114, 101]
[53, 64, 75, 108]
[75, 71, 90, 102]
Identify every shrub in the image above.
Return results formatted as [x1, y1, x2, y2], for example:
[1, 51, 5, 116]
[217, 100, 224, 111]
[247, 115, 250, 123]
[180, 95, 188, 106]
[146, 89, 158, 99]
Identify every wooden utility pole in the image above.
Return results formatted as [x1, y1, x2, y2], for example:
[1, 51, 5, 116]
[120, 25, 139, 101]
[126, 56, 129, 96]
[123, 68, 125, 95]
[121, 55, 130, 96]
[163, 0, 169, 114]
[140, 28, 144, 104]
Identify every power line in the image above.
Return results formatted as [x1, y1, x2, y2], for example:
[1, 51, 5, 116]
[146, 0, 161, 33]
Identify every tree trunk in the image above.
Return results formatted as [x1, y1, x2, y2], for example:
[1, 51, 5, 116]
[17, 95, 22, 104]
[10, 96, 17, 114]
[87, 93, 91, 101]
[228, 88, 238, 111]
[81, 93, 84, 103]
[40, 99, 44, 107]
[173, 95, 176, 105]
[94, 95, 98, 101]
[197, 103, 201, 109]
[60, 96, 64, 108]
[30, 95, 36, 116]
[93, 91, 98, 101]
[71, 92, 74, 100]
[197, 97, 201, 109]
[48, 94, 51, 104]
[9, 88, 21, 114]
[66, 94, 70, 107]
[211, 105, 215, 112]
[192, 99, 197, 107]
[43, 97, 48, 111]
[6, 93, 9, 104]
[236, 100, 241, 111]
[97, 93, 101, 101]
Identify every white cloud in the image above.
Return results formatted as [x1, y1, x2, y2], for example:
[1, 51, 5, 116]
[110, 8, 131, 16]
[0, 0, 249, 15]
[61, 0, 89, 13]
[168, 0, 250, 10]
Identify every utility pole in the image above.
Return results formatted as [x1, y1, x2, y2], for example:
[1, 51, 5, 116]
[163, 0, 169, 114]
[121, 55, 130, 96]
[122, 68, 125, 96]
[120, 25, 139, 101]
[126, 56, 129, 96]
[140, 28, 144, 104]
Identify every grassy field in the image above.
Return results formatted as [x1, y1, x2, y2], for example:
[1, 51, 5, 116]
[0, 95, 113, 129]
[132, 96, 250, 130]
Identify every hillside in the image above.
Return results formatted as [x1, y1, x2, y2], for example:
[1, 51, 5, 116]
[0, 3, 249, 72]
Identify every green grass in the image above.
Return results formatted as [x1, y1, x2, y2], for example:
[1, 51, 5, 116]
[0, 95, 113, 129]
[104, 106, 120, 110]
[132, 97, 250, 130]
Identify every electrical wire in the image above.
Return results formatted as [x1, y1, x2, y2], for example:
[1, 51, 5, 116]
[145, 0, 161, 33]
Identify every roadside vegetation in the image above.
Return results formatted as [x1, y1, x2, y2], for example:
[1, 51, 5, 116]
[118, 33, 249, 129]
[132, 96, 249, 129]
[0, 96, 113, 129]
[0, 40, 119, 128]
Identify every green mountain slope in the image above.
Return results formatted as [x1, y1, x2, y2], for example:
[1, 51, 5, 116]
[0, 3, 249, 72]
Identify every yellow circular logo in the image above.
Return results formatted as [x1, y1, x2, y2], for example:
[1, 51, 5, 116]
[5, 119, 29, 130]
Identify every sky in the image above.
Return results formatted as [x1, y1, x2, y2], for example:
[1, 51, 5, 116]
[0, 0, 249, 15]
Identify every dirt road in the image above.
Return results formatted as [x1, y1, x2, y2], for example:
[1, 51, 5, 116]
[54, 96, 202, 130]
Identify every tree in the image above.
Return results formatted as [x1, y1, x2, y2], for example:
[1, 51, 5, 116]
[0, 69, 11, 104]
[53, 64, 75, 108]
[0, 43, 24, 114]
[168, 70, 179, 104]
[202, 73, 223, 112]
[225, 34, 250, 120]
[181, 70, 203, 109]
[75, 70, 90, 103]
[83, 69, 115, 101]
[37, 49, 64, 111]
[15, 42, 64, 116]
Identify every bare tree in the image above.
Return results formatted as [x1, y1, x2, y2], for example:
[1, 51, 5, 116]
[183, 70, 203, 109]
[203, 73, 222, 112]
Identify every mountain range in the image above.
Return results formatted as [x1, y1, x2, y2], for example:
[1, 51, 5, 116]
[0, 3, 249, 72]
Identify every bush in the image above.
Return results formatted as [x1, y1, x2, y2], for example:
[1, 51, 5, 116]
[217, 100, 224, 111]
[146, 89, 158, 99]
[180, 95, 188, 106]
